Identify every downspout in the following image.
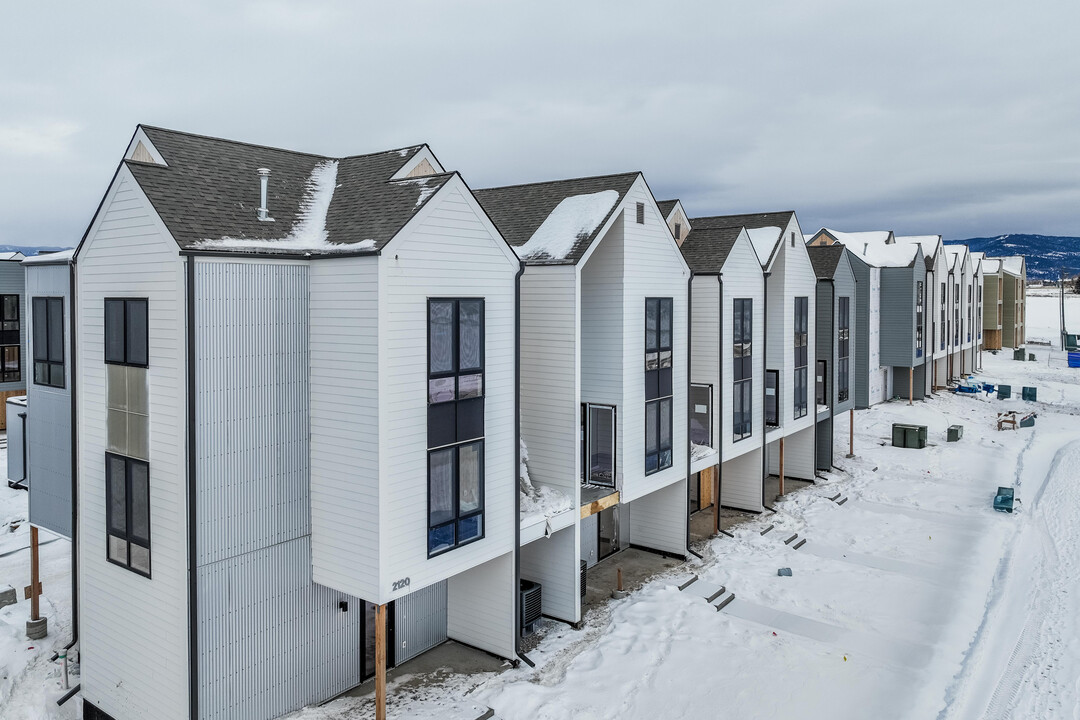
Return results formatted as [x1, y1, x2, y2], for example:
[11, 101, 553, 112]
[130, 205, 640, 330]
[760, 271, 770, 511]
[685, 270, 702, 561]
[67, 259, 78, 648]
[513, 261, 533, 669]
[824, 278, 835, 471]
[186, 257, 199, 720]
[717, 275, 732, 536]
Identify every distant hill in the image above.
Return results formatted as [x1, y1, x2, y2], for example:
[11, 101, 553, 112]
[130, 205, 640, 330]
[0, 245, 72, 258]
[945, 235, 1079, 281]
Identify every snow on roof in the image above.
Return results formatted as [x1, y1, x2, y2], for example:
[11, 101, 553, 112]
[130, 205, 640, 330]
[21, 249, 73, 264]
[894, 235, 941, 257]
[514, 190, 619, 261]
[746, 226, 782, 266]
[826, 229, 892, 246]
[860, 242, 919, 267]
[1002, 256, 1024, 276]
[0, 251, 26, 261]
[195, 161, 367, 254]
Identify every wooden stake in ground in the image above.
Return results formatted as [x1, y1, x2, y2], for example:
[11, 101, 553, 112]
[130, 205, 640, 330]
[617, 567, 624, 592]
[376, 603, 387, 720]
[909, 367, 914, 406]
[30, 526, 40, 620]
[778, 437, 785, 497]
[848, 408, 855, 458]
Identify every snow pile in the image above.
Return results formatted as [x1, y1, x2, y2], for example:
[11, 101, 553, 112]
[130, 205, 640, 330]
[393, 176, 439, 208]
[197, 161, 369, 254]
[519, 439, 571, 528]
[746, 226, 781, 265]
[690, 443, 715, 462]
[894, 235, 941, 257]
[515, 190, 619, 261]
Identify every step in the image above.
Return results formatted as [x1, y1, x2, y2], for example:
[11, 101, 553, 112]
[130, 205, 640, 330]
[783, 533, 799, 545]
[713, 593, 736, 612]
[684, 580, 727, 603]
[677, 575, 699, 592]
[793, 539, 807, 550]
[827, 492, 841, 502]
[837, 497, 848, 506]
[760, 524, 775, 536]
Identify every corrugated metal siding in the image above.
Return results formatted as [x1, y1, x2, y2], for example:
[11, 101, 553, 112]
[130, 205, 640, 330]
[519, 524, 579, 623]
[198, 536, 362, 720]
[26, 263, 73, 537]
[0, 260, 27, 394]
[195, 261, 310, 564]
[395, 581, 448, 663]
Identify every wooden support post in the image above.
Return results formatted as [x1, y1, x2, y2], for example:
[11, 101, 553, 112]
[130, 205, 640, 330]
[908, 367, 913, 406]
[30, 526, 40, 621]
[778, 437, 785, 497]
[848, 408, 854, 458]
[617, 567, 624, 592]
[375, 603, 387, 720]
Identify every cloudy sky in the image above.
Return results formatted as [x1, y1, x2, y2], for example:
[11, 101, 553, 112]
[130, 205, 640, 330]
[1, 1, 1077, 247]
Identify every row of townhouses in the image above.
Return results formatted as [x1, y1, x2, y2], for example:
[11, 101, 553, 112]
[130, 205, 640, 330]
[12, 126, 1027, 720]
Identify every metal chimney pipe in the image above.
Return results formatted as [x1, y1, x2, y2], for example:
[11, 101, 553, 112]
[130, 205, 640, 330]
[257, 168, 271, 221]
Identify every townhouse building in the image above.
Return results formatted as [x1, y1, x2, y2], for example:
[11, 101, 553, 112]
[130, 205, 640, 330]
[998, 256, 1027, 348]
[981, 257, 1004, 350]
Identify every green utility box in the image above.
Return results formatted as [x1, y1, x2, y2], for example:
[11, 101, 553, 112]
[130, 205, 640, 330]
[1065, 333, 1079, 352]
[892, 423, 928, 449]
[947, 425, 964, 442]
[998, 385, 1012, 399]
[1029, 353, 1036, 361]
[1014, 348, 1026, 361]
[1020, 414, 1036, 428]
[1022, 387, 1037, 401]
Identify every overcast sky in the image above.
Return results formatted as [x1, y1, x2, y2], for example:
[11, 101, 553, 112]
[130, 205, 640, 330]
[1, 1, 1077, 247]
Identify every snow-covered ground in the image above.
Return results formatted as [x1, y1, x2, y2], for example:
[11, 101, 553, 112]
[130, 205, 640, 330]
[2, 290, 1078, 720]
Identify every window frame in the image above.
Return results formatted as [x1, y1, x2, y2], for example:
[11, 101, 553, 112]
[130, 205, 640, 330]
[689, 383, 712, 448]
[427, 298, 486, 557]
[793, 297, 809, 419]
[104, 452, 152, 578]
[645, 298, 674, 475]
[838, 296, 850, 403]
[0, 294, 20, 383]
[915, 281, 924, 358]
[581, 403, 617, 487]
[32, 296, 65, 388]
[734, 298, 754, 440]
[104, 298, 149, 368]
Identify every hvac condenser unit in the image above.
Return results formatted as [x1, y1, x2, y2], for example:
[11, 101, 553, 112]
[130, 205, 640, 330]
[520, 580, 542, 635]
[6, 396, 27, 489]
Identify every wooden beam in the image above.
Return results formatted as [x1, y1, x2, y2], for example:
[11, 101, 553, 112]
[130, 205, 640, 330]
[848, 408, 855, 458]
[29, 526, 40, 621]
[375, 603, 387, 720]
[908, 367, 914, 406]
[580, 491, 620, 519]
[778, 437, 785, 497]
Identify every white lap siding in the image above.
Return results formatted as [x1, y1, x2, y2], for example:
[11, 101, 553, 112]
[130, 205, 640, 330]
[690, 278, 720, 450]
[378, 179, 518, 612]
[76, 167, 189, 720]
[625, 479, 687, 556]
[721, 239, 765, 463]
[446, 550, 516, 658]
[519, 525, 578, 623]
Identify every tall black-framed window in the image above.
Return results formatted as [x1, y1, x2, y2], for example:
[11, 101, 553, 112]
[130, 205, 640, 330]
[33, 297, 64, 388]
[940, 282, 947, 350]
[645, 298, 673, 474]
[816, 360, 827, 406]
[689, 383, 712, 447]
[582, 403, 616, 487]
[916, 282, 924, 358]
[838, 296, 850, 402]
[427, 298, 485, 557]
[734, 298, 753, 440]
[105, 452, 151, 577]
[764, 369, 778, 427]
[104, 298, 148, 367]
[794, 297, 808, 419]
[0, 294, 20, 382]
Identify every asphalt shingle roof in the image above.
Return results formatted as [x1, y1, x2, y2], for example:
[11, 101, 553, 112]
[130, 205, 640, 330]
[807, 244, 845, 279]
[656, 200, 678, 219]
[691, 211, 795, 232]
[678, 226, 744, 273]
[473, 173, 639, 265]
[126, 126, 450, 253]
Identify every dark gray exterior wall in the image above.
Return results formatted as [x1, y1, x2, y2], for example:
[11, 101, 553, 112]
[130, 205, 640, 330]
[26, 263, 73, 538]
[832, 254, 856, 414]
[848, 256, 872, 409]
[0, 260, 27, 395]
[813, 252, 857, 469]
[879, 264, 921, 368]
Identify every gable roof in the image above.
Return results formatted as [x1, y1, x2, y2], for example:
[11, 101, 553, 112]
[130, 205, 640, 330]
[1000, 256, 1025, 276]
[656, 200, 678, 219]
[692, 211, 796, 268]
[807, 244, 846, 279]
[823, 228, 918, 267]
[122, 125, 453, 255]
[473, 172, 640, 265]
[678, 226, 746, 273]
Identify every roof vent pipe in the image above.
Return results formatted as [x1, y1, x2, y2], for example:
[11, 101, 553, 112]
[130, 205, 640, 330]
[257, 168, 271, 221]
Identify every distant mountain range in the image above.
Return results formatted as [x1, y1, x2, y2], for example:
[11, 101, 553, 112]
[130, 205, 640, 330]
[0, 245, 72, 257]
[945, 235, 1079, 281]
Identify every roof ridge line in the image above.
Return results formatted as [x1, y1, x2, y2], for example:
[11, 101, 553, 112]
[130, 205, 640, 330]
[476, 171, 641, 193]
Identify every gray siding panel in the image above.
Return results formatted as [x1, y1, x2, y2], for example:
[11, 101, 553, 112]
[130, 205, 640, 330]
[849, 258, 871, 409]
[833, 256, 857, 414]
[879, 267, 916, 367]
[197, 537, 362, 720]
[0, 260, 27, 394]
[395, 581, 448, 663]
[26, 264, 72, 537]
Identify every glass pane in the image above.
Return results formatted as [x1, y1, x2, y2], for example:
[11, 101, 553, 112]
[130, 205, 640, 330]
[458, 442, 482, 514]
[105, 300, 125, 363]
[659, 350, 672, 369]
[34, 361, 47, 385]
[108, 535, 128, 564]
[589, 406, 615, 485]
[645, 351, 658, 371]
[456, 397, 484, 442]
[48, 298, 63, 363]
[129, 544, 151, 574]
[660, 398, 672, 449]
[130, 462, 150, 544]
[645, 299, 658, 351]
[660, 299, 672, 349]
[49, 362, 63, 387]
[3, 346, 18, 373]
[429, 448, 455, 526]
[458, 300, 482, 371]
[733, 302, 743, 344]
[659, 367, 672, 397]
[429, 301, 455, 374]
[428, 377, 456, 404]
[645, 369, 659, 401]
[458, 515, 482, 543]
[457, 373, 483, 399]
[126, 300, 148, 366]
[743, 300, 753, 341]
[33, 298, 47, 362]
[645, 402, 658, 454]
[645, 452, 658, 474]
[427, 402, 456, 448]
[107, 456, 127, 534]
[2, 295, 16, 321]
[428, 523, 455, 555]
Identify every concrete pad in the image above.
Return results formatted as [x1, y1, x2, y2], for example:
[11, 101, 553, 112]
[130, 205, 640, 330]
[764, 475, 813, 506]
[582, 547, 683, 613]
[342, 639, 508, 700]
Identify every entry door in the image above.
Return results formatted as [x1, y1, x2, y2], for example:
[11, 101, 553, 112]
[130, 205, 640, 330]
[598, 505, 619, 561]
[689, 471, 700, 513]
[361, 601, 379, 681]
[765, 370, 779, 426]
[816, 360, 827, 406]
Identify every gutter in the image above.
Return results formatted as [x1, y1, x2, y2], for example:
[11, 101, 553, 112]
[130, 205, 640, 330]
[685, 270, 702, 561]
[513, 260, 526, 664]
[824, 278, 835, 469]
[186, 257, 199, 720]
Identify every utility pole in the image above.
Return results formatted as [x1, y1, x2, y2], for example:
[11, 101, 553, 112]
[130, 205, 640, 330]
[1061, 266, 1069, 350]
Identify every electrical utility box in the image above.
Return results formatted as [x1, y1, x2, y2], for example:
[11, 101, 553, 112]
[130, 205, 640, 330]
[892, 423, 928, 449]
[947, 425, 964, 442]
[6, 396, 27, 487]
